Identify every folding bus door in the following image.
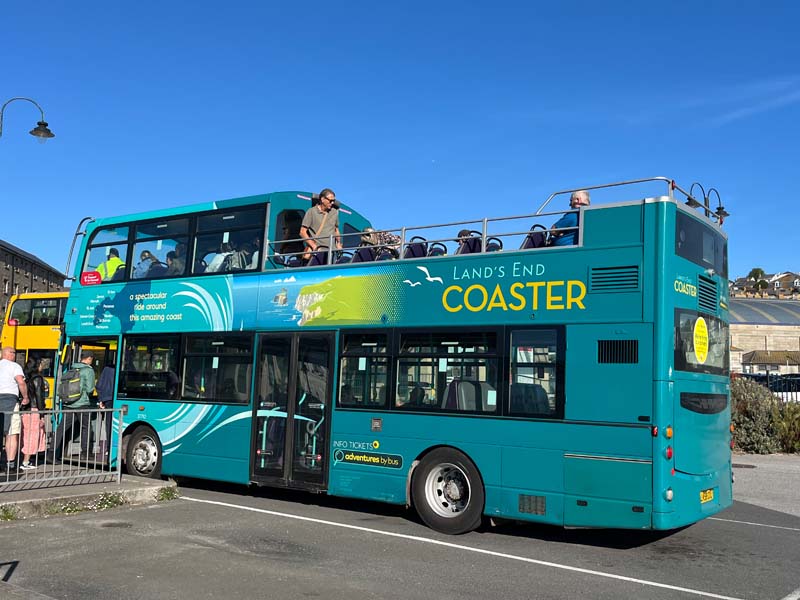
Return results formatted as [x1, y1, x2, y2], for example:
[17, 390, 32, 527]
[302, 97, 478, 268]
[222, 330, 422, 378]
[252, 332, 333, 490]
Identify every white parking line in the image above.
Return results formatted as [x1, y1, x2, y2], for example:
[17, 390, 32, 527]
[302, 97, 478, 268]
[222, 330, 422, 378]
[709, 517, 800, 532]
[183, 496, 746, 600]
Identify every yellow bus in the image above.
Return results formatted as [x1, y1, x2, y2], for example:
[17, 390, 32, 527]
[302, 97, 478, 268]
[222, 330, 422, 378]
[1, 292, 68, 408]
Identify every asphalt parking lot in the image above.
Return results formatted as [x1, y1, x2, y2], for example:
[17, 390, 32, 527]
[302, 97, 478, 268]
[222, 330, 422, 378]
[1, 453, 798, 600]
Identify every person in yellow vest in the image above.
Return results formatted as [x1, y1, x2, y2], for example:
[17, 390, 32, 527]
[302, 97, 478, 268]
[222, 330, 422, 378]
[97, 248, 125, 281]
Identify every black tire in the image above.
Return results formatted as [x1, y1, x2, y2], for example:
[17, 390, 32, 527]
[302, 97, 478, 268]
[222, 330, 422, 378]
[412, 447, 484, 535]
[125, 426, 162, 478]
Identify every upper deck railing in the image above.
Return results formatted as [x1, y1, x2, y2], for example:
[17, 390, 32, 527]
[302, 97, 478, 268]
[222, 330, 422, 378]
[268, 177, 727, 269]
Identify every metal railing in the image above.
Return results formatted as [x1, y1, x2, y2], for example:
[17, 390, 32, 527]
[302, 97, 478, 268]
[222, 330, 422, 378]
[267, 205, 583, 268]
[266, 177, 717, 269]
[0, 407, 123, 492]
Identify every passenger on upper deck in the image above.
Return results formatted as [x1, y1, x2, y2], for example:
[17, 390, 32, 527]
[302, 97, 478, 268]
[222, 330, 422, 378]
[279, 213, 304, 258]
[550, 190, 590, 246]
[165, 251, 184, 276]
[205, 242, 235, 273]
[300, 188, 342, 257]
[97, 248, 126, 281]
[133, 250, 158, 279]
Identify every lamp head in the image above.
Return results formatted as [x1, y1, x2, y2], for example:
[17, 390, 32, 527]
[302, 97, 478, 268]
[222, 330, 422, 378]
[685, 196, 703, 209]
[29, 120, 55, 142]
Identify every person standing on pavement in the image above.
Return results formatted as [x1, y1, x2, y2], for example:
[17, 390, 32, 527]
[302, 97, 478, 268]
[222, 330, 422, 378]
[48, 351, 96, 463]
[20, 357, 48, 469]
[95, 363, 116, 459]
[0, 347, 29, 470]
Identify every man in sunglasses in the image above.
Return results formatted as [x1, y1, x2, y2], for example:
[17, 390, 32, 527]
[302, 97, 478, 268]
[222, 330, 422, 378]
[300, 188, 343, 263]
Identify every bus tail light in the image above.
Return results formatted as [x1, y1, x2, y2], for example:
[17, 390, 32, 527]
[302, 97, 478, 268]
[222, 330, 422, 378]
[7, 319, 18, 326]
[730, 440, 735, 449]
[665, 446, 673, 460]
[730, 423, 735, 433]
[651, 426, 658, 437]
[665, 426, 673, 439]
[665, 488, 674, 502]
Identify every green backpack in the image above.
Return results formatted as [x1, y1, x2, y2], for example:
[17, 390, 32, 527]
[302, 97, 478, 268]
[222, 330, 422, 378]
[58, 368, 83, 405]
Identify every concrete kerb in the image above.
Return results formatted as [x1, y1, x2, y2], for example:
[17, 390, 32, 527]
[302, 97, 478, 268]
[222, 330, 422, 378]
[0, 477, 178, 520]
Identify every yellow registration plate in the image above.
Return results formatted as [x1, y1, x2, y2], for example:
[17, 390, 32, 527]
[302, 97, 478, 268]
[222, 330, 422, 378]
[700, 488, 714, 504]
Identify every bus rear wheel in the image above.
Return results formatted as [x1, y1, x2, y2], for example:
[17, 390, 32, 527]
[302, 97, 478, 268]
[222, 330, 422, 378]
[412, 448, 484, 535]
[125, 427, 162, 478]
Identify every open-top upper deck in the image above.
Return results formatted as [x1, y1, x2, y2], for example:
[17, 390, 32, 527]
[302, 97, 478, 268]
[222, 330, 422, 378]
[69, 177, 726, 278]
[64, 176, 729, 337]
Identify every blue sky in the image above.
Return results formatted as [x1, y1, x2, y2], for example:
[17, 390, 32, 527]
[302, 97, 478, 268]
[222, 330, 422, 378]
[2, 1, 798, 279]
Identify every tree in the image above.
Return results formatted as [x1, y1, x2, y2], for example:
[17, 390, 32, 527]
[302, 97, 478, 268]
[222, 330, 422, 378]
[747, 267, 766, 281]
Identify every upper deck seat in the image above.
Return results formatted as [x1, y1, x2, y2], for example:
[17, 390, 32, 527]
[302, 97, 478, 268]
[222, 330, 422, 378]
[486, 237, 503, 252]
[307, 251, 329, 267]
[427, 242, 447, 257]
[403, 236, 428, 259]
[376, 246, 399, 260]
[352, 246, 376, 263]
[520, 224, 548, 249]
[148, 262, 168, 278]
[455, 231, 483, 255]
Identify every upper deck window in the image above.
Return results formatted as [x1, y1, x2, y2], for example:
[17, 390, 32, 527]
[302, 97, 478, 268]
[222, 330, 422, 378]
[194, 207, 265, 275]
[78, 203, 270, 285]
[7, 299, 32, 325]
[132, 218, 190, 280]
[83, 226, 130, 282]
[675, 212, 727, 278]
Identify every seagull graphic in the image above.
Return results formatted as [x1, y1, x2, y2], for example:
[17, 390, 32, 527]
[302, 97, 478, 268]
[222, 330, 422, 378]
[402, 280, 422, 287]
[416, 265, 443, 284]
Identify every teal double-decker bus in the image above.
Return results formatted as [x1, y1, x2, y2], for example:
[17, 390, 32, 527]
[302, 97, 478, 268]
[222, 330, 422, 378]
[61, 177, 732, 534]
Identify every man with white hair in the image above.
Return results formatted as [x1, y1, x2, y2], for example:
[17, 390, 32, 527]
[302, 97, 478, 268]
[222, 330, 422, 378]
[0, 347, 29, 470]
[551, 189, 590, 246]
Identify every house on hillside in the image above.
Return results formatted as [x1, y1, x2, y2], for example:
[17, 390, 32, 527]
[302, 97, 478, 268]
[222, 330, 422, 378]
[730, 272, 800, 299]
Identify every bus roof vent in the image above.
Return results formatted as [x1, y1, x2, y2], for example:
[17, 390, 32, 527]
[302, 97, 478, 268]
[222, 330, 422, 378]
[589, 266, 639, 293]
[697, 275, 717, 314]
[598, 340, 639, 364]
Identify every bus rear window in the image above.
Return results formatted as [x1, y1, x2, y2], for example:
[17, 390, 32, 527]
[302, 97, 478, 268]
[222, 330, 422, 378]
[675, 212, 727, 278]
[674, 309, 729, 376]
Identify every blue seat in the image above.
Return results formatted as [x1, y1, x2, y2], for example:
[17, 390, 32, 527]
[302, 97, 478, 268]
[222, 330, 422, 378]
[428, 242, 447, 257]
[486, 237, 503, 252]
[307, 250, 329, 266]
[352, 246, 376, 263]
[456, 231, 483, 255]
[403, 236, 428, 259]
[521, 224, 548, 249]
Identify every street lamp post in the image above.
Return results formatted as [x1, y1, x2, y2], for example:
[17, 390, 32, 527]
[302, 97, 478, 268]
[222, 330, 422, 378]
[0, 97, 55, 141]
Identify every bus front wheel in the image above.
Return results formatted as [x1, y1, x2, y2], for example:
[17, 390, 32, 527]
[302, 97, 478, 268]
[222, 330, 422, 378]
[412, 448, 484, 535]
[125, 427, 162, 478]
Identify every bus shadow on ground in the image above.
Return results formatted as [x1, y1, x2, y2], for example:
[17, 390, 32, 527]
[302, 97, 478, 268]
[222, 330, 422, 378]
[173, 477, 682, 549]
[483, 519, 682, 549]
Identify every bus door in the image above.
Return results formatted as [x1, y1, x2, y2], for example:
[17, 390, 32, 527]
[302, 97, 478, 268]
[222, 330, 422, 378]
[62, 338, 118, 377]
[252, 332, 333, 489]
